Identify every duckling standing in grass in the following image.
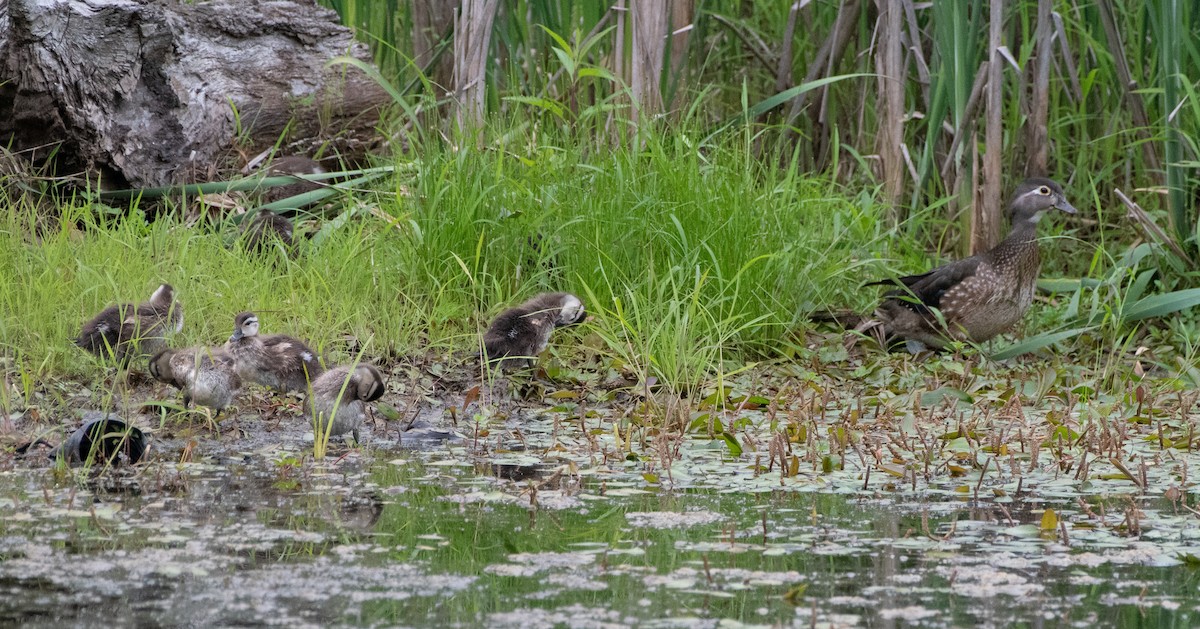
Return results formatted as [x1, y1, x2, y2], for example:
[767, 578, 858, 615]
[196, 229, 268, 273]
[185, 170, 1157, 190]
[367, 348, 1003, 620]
[149, 347, 242, 417]
[482, 292, 587, 368]
[847, 178, 1077, 352]
[75, 284, 183, 365]
[307, 364, 386, 443]
[224, 311, 324, 393]
[240, 208, 294, 255]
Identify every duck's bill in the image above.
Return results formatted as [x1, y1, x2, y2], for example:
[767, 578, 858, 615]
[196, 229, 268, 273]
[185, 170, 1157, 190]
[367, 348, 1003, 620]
[1056, 198, 1079, 214]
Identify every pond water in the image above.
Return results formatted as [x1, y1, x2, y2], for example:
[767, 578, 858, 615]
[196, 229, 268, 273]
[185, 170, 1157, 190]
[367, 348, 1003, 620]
[3, 423, 1198, 628]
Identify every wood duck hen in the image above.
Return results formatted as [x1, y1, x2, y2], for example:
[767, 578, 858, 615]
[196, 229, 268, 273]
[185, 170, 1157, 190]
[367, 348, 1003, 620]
[859, 178, 1077, 352]
[224, 311, 324, 392]
[307, 364, 386, 443]
[75, 284, 183, 365]
[149, 347, 242, 416]
[482, 292, 586, 368]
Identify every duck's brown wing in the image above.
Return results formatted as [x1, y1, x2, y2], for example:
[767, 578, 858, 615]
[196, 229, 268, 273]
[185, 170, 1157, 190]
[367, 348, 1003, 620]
[263, 336, 323, 389]
[873, 257, 985, 315]
[76, 303, 136, 355]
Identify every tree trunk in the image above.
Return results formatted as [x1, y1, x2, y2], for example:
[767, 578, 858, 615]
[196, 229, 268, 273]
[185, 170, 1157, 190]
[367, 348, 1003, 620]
[630, 1, 668, 122]
[874, 0, 905, 208]
[412, 0, 456, 96]
[0, 0, 389, 188]
[452, 0, 500, 132]
[666, 0, 694, 113]
[1024, 0, 1052, 177]
[973, 0, 1005, 254]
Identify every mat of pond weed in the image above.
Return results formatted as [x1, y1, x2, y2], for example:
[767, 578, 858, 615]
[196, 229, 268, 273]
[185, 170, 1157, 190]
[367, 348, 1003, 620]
[2, 357, 1200, 627]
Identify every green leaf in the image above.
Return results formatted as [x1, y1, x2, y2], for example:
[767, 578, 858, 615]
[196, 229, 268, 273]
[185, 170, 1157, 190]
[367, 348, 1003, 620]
[991, 327, 1095, 360]
[578, 67, 616, 82]
[1120, 288, 1200, 323]
[721, 432, 743, 457]
[550, 47, 576, 79]
[1036, 277, 1103, 293]
[503, 96, 566, 120]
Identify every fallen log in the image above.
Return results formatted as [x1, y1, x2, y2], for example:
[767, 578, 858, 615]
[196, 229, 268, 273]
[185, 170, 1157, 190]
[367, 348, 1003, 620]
[0, 0, 389, 188]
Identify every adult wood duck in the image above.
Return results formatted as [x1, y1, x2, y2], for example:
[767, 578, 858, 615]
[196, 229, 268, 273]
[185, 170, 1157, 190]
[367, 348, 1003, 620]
[307, 364, 386, 443]
[858, 178, 1077, 352]
[224, 312, 324, 392]
[149, 347, 242, 416]
[482, 292, 586, 368]
[75, 284, 183, 365]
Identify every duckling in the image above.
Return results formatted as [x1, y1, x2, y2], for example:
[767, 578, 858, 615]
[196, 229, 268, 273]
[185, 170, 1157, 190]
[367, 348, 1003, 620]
[307, 364, 386, 443]
[854, 178, 1077, 352]
[251, 155, 326, 207]
[482, 292, 586, 367]
[149, 347, 242, 416]
[75, 284, 183, 365]
[224, 311, 323, 392]
[240, 208, 294, 255]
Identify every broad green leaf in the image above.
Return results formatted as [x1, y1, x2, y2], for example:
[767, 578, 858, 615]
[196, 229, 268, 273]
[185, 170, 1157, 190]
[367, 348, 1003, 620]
[991, 327, 1095, 360]
[1120, 288, 1200, 322]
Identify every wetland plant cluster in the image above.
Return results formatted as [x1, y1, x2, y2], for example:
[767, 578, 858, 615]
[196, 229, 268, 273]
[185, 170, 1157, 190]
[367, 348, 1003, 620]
[2, 130, 1200, 625]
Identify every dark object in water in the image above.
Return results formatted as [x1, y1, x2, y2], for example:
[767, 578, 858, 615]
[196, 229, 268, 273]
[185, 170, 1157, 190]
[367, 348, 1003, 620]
[50, 417, 147, 466]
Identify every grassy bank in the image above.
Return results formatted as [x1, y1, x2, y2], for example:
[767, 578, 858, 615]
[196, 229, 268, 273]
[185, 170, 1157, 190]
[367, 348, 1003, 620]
[2, 129, 1172, 399]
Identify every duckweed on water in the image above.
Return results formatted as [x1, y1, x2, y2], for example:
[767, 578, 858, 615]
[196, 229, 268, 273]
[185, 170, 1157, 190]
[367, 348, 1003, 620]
[2, 351, 1200, 627]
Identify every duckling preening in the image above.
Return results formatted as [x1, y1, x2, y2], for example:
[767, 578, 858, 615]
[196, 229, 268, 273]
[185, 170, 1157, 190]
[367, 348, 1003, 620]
[832, 178, 1077, 352]
[75, 284, 183, 365]
[224, 311, 323, 393]
[240, 208, 294, 255]
[307, 364, 386, 443]
[482, 292, 586, 368]
[149, 347, 242, 416]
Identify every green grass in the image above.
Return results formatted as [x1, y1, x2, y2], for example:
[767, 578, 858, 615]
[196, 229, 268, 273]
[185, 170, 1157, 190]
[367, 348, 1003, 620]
[4, 126, 1195, 403]
[0, 131, 928, 385]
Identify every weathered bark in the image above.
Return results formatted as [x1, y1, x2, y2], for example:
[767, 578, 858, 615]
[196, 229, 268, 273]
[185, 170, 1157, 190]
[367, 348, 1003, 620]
[973, 0, 1004, 254]
[630, 1, 668, 122]
[874, 0, 904, 207]
[1024, 0, 1052, 178]
[665, 0, 693, 112]
[411, 0, 456, 96]
[452, 0, 500, 131]
[0, 0, 389, 188]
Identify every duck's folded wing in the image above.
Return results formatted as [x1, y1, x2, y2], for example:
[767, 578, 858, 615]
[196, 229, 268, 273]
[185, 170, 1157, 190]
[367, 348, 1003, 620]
[876, 257, 984, 315]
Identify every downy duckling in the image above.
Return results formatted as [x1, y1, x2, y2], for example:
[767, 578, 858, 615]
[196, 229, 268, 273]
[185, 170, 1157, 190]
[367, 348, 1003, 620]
[307, 364, 386, 443]
[482, 292, 586, 368]
[224, 311, 323, 392]
[149, 347, 242, 416]
[248, 155, 326, 206]
[240, 208, 294, 255]
[75, 284, 183, 365]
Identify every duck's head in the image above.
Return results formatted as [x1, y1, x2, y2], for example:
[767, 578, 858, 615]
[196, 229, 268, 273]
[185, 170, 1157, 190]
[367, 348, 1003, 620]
[1010, 178, 1077, 223]
[148, 349, 176, 384]
[150, 284, 175, 306]
[355, 364, 386, 402]
[556, 294, 586, 327]
[230, 312, 260, 342]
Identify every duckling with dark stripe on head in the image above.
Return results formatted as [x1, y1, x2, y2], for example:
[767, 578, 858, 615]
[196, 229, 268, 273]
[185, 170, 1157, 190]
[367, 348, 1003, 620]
[149, 347, 242, 416]
[858, 178, 1077, 352]
[75, 284, 183, 366]
[224, 311, 323, 393]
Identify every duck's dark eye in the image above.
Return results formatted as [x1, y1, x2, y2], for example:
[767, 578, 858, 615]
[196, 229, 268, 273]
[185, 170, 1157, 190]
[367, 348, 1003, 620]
[1038, 186, 1050, 195]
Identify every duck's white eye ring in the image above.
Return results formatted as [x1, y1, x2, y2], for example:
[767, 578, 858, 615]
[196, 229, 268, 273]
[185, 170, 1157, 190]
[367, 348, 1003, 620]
[1038, 186, 1051, 195]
